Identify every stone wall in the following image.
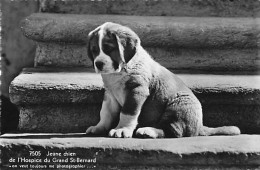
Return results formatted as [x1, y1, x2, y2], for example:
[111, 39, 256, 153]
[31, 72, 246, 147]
[1, 0, 39, 98]
[1, 0, 39, 133]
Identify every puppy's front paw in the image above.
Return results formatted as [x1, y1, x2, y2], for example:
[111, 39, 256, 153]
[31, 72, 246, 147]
[86, 126, 107, 135]
[109, 128, 134, 138]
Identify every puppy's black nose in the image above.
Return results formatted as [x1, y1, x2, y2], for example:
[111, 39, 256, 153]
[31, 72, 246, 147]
[95, 61, 104, 70]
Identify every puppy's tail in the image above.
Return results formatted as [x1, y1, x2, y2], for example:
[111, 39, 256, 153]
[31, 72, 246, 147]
[199, 126, 240, 136]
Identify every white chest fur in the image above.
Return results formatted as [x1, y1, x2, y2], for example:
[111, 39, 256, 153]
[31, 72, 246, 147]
[101, 73, 129, 106]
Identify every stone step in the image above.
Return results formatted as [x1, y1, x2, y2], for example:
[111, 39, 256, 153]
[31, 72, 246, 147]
[1, 134, 260, 169]
[40, 0, 260, 17]
[9, 68, 260, 133]
[21, 13, 260, 48]
[21, 13, 260, 72]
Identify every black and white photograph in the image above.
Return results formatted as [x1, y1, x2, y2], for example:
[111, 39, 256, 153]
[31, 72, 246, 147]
[1, 0, 260, 169]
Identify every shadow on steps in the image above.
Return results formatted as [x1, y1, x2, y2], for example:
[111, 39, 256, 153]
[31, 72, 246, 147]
[0, 133, 109, 139]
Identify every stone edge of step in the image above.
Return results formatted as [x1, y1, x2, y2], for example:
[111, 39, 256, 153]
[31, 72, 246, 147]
[1, 134, 260, 167]
[21, 13, 260, 48]
[9, 68, 260, 105]
[40, 0, 260, 18]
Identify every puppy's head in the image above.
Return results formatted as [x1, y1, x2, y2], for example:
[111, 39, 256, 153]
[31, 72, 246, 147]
[87, 22, 140, 73]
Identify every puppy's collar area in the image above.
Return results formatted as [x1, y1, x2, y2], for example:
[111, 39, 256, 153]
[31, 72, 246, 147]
[119, 62, 128, 72]
[100, 62, 128, 76]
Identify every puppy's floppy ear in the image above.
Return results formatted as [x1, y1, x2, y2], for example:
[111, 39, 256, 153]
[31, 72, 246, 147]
[87, 31, 95, 63]
[87, 27, 101, 63]
[114, 27, 140, 63]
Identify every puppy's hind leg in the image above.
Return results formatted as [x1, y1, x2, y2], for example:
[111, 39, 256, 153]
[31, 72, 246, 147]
[158, 92, 202, 138]
[136, 127, 165, 138]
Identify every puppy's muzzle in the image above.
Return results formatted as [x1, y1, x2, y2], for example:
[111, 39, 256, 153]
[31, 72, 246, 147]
[95, 61, 105, 71]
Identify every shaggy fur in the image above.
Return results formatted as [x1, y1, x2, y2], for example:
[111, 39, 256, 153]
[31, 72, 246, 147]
[86, 22, 240, 138]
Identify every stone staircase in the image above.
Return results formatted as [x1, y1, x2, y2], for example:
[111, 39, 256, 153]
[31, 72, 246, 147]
[1, 0, 260, 169]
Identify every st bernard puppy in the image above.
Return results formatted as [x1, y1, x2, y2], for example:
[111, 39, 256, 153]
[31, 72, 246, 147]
[86, 22, 240, 138]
